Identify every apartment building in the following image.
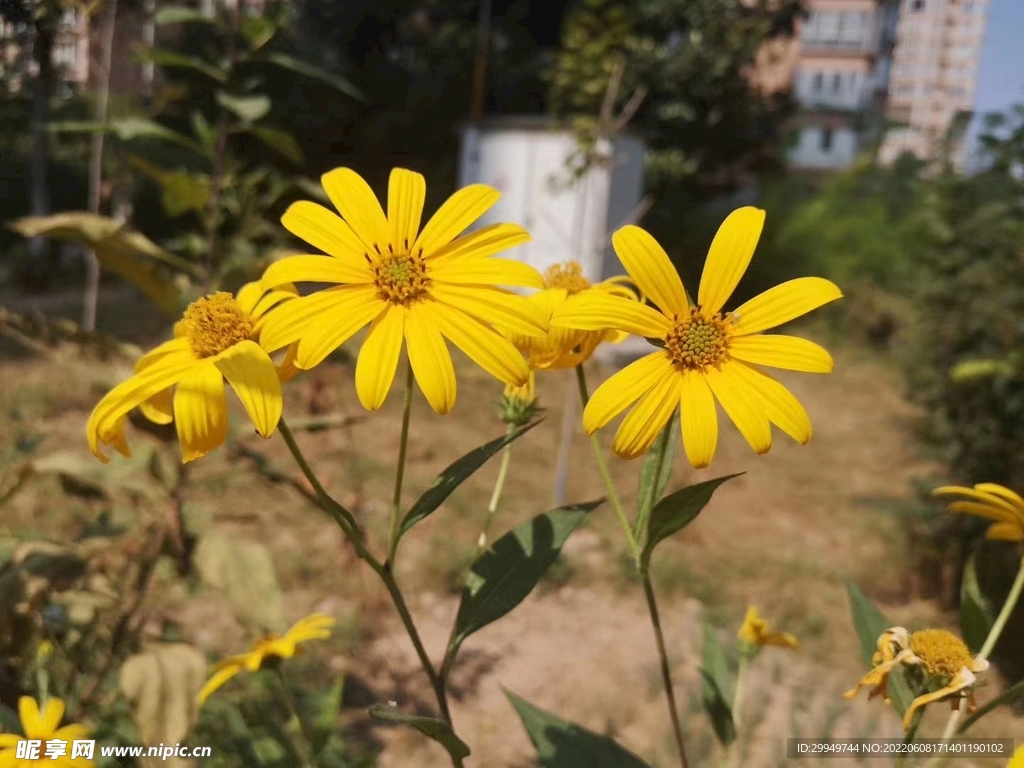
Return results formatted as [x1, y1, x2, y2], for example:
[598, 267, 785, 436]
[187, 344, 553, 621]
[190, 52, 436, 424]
[787, 0, 901, 170]
[878, 0, 989, 166]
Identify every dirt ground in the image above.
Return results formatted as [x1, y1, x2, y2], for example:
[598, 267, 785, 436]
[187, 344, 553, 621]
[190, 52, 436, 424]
[1, 288, 1021, 767]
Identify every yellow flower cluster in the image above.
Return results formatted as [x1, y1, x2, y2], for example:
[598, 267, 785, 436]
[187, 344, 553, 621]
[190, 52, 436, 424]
[86, 166, 843, 470]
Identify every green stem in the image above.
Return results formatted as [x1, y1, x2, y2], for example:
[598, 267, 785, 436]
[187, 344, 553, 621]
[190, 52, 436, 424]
[476, 425, 515, 557]
[278, 418, 360, 535]
[574, 364, 640, 563]
[718, 656, 748, 768]
[387, 362, 415, 565]
[636, 424, 671, 544]
[273, 669, 314, 768]
[642, 574, 690, 768]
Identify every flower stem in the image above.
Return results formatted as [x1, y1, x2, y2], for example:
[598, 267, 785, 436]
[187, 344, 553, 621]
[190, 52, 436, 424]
[387, 362, 415, 565]
[642, 573, 690, 768]
[273, 669, 315, 768]
[574, 364, 640, 563]
[476, 424, 515, 557]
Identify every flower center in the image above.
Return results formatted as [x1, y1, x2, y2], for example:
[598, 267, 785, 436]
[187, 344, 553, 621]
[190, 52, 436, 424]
[909, 630, 974, 680]
[179, 293, 253, 358]
[665, 308, 731, 369]
[544, 261, 591, 295]
[374, 251, 429, 304]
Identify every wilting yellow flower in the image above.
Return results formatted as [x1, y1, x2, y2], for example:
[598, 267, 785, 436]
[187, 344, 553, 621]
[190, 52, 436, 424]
[933, 483, 1024, 542]
[258, 167, 547, 414]
[551, 208, 842, 466]
[844, 627, 989, 731]
[1008, 745, 1024, 768]
[737, 606, 799, 652]
[198, 613, 335, 705]
[0, 696, 92, 766]
[87, 282, 295, 464]
[508, 261, 640, 370]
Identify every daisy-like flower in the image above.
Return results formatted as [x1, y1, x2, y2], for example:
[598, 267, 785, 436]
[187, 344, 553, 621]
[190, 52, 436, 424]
[551, 207, 843, 467]
[198, 613, 335, 705]
[933, 483, 1024, 542]
[506, 261, 641, 370]
[736, 606, 799, 654]
[0, 697, 92, 766]
[258, 167, 548, 414]
[844, 627, 989, 731]
[87, 281, 296, 464]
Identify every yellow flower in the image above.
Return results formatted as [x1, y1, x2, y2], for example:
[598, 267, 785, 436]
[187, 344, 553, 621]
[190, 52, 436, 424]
[507, 261, 641, 370]
[737, 606, 799, 652]
[198, 613, 335, 705]
[258, 167, 548, 414]
[933, 483, 1024, 542]
[0, 696, 92, 766]
[1008, 745, 1024, 768]
[87, 281, 295, 464]
[551, 208, 843, 466]
[844, 627, 989, 731]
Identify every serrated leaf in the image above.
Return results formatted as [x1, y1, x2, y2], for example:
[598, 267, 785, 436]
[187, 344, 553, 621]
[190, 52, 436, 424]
[261, 53, 363, 100]
[154, 5, 221, 26]
[640, 473, 741, 569]
[216, 91, 271, 125]
[506, 690, 651, 768]
[701, 622, 736, 746]
[398, 421, 541, 541]
[194, 534, 283, 631]
[960, 552, 995, 653]
[844, 578, 914, 715]
[635, 412, 678, 544]
[447, 503, 597, 662]
[246, 125, 303, 165]
[139, 48, 228, 82]
[368, 704, 470, 760]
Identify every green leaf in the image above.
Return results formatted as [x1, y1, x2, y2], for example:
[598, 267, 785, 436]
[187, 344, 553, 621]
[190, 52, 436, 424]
[700, 622, 736, 746]
[194, 534, 284, 632]
[640, 473, 741, 569]
[154, 5, 221, 26]
[138, 49, 229, 82]
[368, 704, 470, 761]
[246, 125, 304, 165]
[960, 552, 995, 653]
[447, 502, 598, 661]
[262, 53, 363, 100]
[310, 676, 345, 755]
[109, 117, 207, 154]
[240, 15, 277, 52]
[506, 690, 651, 768]
[398, 421, 541, 541]
[634, 411, 678, 545]
[216, 91, 271, 125]
[130, 156, 211, 218]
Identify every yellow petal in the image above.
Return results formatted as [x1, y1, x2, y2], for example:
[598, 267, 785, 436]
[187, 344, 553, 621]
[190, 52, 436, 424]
[295, 294, 384, 370]
[197, 663, 243, 705]
[321, 167, 390, 253]
[428, 283, 547, 337]
[173, 362, 228, 463]
[139, 387, 174, 425]
[582, 351, 675, 434]
[611, 226, 688, 317]
[973, 483, 1024, 514]
[355, 306, 405, 410]
[280, 200, 372, 262]
[40, 697, 64, 737]
[934, 486, 1023, 518]
[705, 363, 772, 455]
[134, 336, 192, 372]
[728, 334, 833, 373]
[235, 281, 265, 315]
[612, 367, 681, 459]
[553, 294, 673, 338]
[1009, 746, 1024, 768]
[430, 256, 545, 289]
[406, 302, 457, 415]
[18, 697, 42, 738]
[698, 207, 766, 315]
[901, 667, 975, 732]
[984, 521, 1024, 542]
[731, 277, 843, 335]
[429, 222, 530, 263]
[258, 285, 377, 353]
[51, 723, 90, 745]
[431, 301, 530, 385]
[728, 361, 813, 444]
[388, 168, 426, 251]
[679, 369, 718, 469]
[413, 184, 500, 257]
[251, 285, 298, 321]
[946, 500, 1017, 524]
[214, 340, 283, 437]
[276, 344, 301, 383]
[0, 735, 21, 748]
[261, 254, 369, 291]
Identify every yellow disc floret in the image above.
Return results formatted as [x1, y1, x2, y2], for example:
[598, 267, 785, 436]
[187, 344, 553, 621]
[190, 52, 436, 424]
[374, 251, 429, 304]
[909, 629, 975, 681]
[179, 292, 253, 358]
[544, 261, 591, 295]
[665, 308, 731, 369]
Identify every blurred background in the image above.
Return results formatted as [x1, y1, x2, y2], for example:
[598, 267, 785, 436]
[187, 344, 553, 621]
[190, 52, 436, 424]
[1, 0, 1023, 765]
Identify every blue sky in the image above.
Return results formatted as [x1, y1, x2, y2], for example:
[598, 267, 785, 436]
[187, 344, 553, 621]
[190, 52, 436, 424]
[965, 0, 1024, 155]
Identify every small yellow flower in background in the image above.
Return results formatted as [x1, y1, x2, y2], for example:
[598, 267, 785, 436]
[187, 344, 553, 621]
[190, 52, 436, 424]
[501, 370, 538, 428]
[87, 282, 296, 464]
[736, 606, 799, 655]
[844, 627, 989, 731]
[1008, 745, 1024, 768]
[0, 696, 92, 766]
[198, 613, 335, 705]
[933, 483, 1024, 542]
[507, 261, 641, 370]
[551, 208, 843, 467]
[258, 167, 548, 415]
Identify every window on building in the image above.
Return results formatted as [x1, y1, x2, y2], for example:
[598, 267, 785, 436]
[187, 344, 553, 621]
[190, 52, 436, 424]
[839, 11, 868, 47]
[832, 73, 842, 93]
[821, 127, 834, 152]
[817, 12, 841, 42]
[911, 0, 924, 10]
[812, 72, 823, 93]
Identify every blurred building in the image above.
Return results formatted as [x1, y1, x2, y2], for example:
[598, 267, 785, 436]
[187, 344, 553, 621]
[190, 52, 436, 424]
[877, 0, 989, 167]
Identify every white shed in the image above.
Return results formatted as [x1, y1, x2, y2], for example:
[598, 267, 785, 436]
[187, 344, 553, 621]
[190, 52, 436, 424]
[457, 116, 646, 285]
